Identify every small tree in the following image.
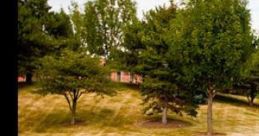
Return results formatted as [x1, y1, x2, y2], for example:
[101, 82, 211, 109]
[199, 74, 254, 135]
[37, 49, 115, 125]
[246, 82, 258, 106]
[238, 41, 259, 106]
[246, 48, 259, 105]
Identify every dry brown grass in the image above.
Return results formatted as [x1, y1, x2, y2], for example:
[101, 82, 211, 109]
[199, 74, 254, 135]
[18, 84, 259, 136]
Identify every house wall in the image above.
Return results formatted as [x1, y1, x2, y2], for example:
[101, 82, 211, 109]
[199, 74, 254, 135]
[110, 71, 142, 84]
[18, 76, 26, 82]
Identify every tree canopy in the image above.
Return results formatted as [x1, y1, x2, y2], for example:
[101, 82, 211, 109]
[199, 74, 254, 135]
[167, 0, 253, 135]
[18, 0, 74, 83]
[82, 0, 137, 62]
[118, 4, 199, 124]
[37, 49, 115, 125]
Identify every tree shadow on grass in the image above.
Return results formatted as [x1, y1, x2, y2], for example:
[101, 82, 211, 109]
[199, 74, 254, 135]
[18, 82, 35, 90]
[78, 108, 135, 127]
[32, 110, 71, 132]
[33, 107, 133, 132]
[110, 82, 140, 92]
[214, 94, 259, 109]
[18, 82, 42, 93]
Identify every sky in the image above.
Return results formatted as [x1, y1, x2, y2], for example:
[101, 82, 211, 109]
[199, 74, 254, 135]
[48, 0, 259, 33]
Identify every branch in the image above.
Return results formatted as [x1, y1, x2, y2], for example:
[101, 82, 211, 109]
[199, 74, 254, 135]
[64, 92, 72, 112]
[74, 89, 79, 99]
[78, 91, 84, 98]
[246, 94, 251, 102]
[72, 89, 77, 102]
[68, 91, 73, 101]
[212, 89, 216, 98]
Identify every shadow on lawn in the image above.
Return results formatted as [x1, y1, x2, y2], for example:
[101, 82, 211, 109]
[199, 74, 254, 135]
[18, 82, 34, 89]
[214, 94, 259, 108]
[33, 107, 133, 132]
[110, 82, 141, 92]
[18, 82, 42, 93]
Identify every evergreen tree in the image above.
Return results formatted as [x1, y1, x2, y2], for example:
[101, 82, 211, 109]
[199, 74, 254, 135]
[18, 0, 74, 83]
[123, 4, 198, 124]
[18, 0, 52, 84]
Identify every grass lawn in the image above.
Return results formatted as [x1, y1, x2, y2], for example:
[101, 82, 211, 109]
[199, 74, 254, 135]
[18, 83, 259, 136]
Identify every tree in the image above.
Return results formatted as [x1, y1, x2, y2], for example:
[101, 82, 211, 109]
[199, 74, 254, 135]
[122, 4, 198, 124]
[168, 0, 253, 135]
[69, 2, 87, 51]
[44, 9, 80, 53]
[82, 0, 137, 63]
[18, 0, 74, 84]
[237, 37, 259, 105]
[45, 9, 73, 39]
[18, 0, 52, 84]
[37, 49, 115, 125]
[114, 17, 144, 83]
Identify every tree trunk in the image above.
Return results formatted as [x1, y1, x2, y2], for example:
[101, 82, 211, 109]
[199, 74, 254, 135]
[162, 106, 167, 124]
[249, 97, 254, 106]
[249, 101, 253, 106]
[25, 71, 32, 84]
[71, 101, 77, 125]
[249, 84, 256, 106]
[247, 91, 255, 106]
[207, 88, 213, 136]
[130, 73, 134, 84]
[117, 71, 121, 82]
[71, 110, 75, 125]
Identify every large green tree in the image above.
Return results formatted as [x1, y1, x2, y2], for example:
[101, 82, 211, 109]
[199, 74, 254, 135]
[168, 0, 253, 135]
[18, 0, 74, 83]
[18, 0, 52, 83]
[37, 49, 115, 125]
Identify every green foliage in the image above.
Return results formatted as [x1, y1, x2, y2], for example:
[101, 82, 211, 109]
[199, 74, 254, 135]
[120, 4, 198, 118]
[81, 0, 137, 61]
[69, 2, 87, 51]
[235, 37, 259, 105]
[242, 36, 259, 78]
[37, 49, 115, 96]
[37, 49, 116, 124]
[168, 0, 253, 91]
[45, 9, 73, 39]
[167, 0, 254, 134]
[114, 19, 145, 72]
[18, 0, 75, 82]
[18, 0, 52, 75]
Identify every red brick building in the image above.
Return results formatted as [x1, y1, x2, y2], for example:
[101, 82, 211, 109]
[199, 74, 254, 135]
[110, 71, 142, 84]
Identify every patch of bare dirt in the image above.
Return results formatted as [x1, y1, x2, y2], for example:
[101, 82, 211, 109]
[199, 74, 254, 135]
[137, 118, 192, 128]
[193, 132, 226, 136]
